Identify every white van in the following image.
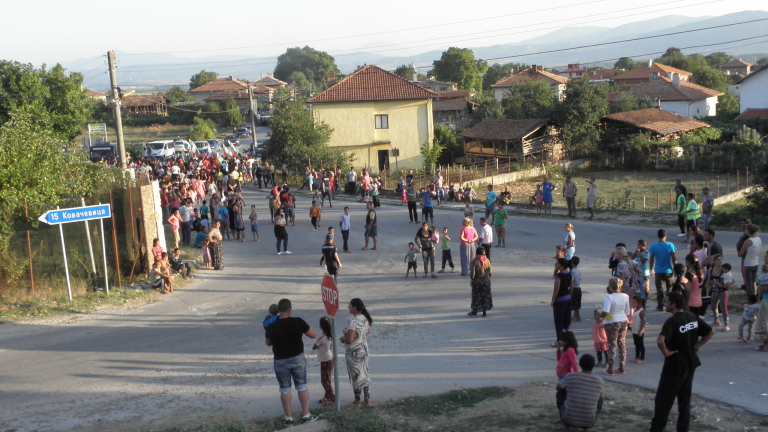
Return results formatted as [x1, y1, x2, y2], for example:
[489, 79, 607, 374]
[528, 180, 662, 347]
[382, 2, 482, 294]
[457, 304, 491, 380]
[174, 140, 198, 157]
[145, 140, 175, 159]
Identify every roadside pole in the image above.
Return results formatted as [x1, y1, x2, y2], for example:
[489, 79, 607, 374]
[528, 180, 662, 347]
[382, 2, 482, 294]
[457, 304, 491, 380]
[56, 207, 73, 301]
[332, 315, 340, 412]
[248, 83, 258, 149]
[99, 205, 110, 296]
[321, 274, 341, 412]
[107, 50, 127, 170]
[81, 197, 99, 290]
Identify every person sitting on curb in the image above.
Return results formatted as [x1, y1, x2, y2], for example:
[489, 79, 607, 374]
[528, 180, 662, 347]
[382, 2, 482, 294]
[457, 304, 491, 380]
[150, 260, 173, 294]
[169, 247, 192, 278]
[556, 353, 604, 430]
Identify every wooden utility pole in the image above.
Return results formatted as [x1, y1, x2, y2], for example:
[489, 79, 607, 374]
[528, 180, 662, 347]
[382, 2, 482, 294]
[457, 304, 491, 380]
[248, 83, 258, 152]
[107, 51, 127, 170]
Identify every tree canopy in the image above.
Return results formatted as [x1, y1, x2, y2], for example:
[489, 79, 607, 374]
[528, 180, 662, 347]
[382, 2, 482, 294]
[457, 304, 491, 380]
[222, 98, 244, 129]
[273, 46, 340, 88]
[432, 47, 488, 91]
[653, 49, 729, 92]
[470, 92, 504, 125]
[188, 117, 216, 141]
[189, 70, 218, 90]
[553, 79, 609, 153]
[165, 86, 193, 104]
[501, 79, 556, 119]
[705, 52, 730, 69]
[613, 57, 636, 71]
[394, 64, 417, 80]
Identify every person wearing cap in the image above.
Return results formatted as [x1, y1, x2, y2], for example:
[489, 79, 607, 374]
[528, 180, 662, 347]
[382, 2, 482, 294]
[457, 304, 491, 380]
[320, 236, 342, 282]
[562, 175, 578, 218]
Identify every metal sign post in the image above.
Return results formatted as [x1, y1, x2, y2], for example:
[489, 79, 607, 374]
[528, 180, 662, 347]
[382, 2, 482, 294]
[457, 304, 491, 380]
[38, 203, 113, 301]
[321, 274, 341, 412]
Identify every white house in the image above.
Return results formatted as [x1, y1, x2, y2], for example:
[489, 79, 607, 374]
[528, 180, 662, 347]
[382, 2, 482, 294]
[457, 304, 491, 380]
[625, 74, 722, 118]
[490, 66, 569, 102]
[737, 66, 768, 114]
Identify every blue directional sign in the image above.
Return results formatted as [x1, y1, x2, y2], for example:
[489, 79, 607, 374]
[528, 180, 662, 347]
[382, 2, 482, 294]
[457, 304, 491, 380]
[38, 204, 112, 225]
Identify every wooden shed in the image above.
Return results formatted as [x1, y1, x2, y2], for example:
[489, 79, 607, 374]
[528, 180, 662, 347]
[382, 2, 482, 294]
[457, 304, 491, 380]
[459, 119, 561, 161]
[122, 95, 168, 117]
[601, 108, 710, 141]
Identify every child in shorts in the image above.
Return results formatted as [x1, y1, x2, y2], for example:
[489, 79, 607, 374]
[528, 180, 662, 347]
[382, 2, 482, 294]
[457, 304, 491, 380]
[571, 256, 582, 322]
[404, 242, 418, 278]
[738, 295, 759, 342]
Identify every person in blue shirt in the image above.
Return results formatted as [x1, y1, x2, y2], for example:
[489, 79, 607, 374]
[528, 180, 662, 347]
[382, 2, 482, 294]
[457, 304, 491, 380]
[541, 177, 556, 215]
[218, 205, 231, 241]
[485, 185, 499, 223]
[648, 229, 678, 311]
[200, 200, 209, 221]
[194, 226, 208, 248]
[420, 188, 435, 227]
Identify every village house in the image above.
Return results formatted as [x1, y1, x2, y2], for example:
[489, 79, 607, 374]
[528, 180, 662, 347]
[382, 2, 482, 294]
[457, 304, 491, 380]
[121, 95, 167, 117]
[253, 74, 288, 89]
[84, 89, 107, 103]
[490, 66, 569, 102]
[414, 80, 457, 92]
[202, 87, 274, 112]
[432, 90, 476, 129]
[557, 64, 588, 79]
[735, 65, 768, 115]
[306, 65, 437, 172]
[601, 107, 710, 140]
[189, 76, 248, 104]
[720, 59, 752, 76]
[459, 119, 562, 162]
[612, 60, 692, 88]
[617, 74, 723, 118]
[583, 69, 616, 84]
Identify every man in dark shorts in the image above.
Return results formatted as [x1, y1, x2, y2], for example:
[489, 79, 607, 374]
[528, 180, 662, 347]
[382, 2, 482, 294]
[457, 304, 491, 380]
[649, 292, 714, 432]
[265, 299, 318, 425]
[321, 235, 342, 282]
[362, 202, 377, 250]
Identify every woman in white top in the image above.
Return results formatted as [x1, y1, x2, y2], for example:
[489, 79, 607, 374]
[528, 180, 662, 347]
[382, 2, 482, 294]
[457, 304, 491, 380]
[738, 224, 762, 296]
[563, 223, 576, 260]
[599, 277, 631, 376]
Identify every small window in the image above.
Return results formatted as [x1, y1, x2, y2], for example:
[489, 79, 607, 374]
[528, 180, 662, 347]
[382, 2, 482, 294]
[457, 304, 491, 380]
[375, 114, 389, 129]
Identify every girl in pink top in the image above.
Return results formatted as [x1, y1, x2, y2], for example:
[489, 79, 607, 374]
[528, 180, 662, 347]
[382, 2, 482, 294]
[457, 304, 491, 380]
[592, 309, 609, 367]
[685, 253, 705, 316]
[459, 218, 478, 276]
[555, 330, 579, 381]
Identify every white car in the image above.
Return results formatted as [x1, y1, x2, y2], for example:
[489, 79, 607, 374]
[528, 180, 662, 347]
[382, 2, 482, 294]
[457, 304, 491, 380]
[144, 140, 175, 159]
[194, 141, 211, 154]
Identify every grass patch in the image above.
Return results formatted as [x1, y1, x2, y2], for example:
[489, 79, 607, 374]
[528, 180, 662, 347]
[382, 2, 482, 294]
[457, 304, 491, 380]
[390, 386, 513, 416]
[324, 408, 389, 432]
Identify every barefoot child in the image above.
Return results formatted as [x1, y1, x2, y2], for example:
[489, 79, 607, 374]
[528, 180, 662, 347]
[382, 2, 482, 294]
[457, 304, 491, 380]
[535, 184, 543, 215]
[592, 309, 608, 367]
[438, 227, 455, 273]
[555, 331, 579, 381]
[312, 317, 335, 406]
[201, 239, 211, 269]
[630, 295, 646, 364]
[571, 256, 582, 322]
[249, 205, 260, 241]
[738, 294, 759, 343]
[404, 242, 418, 278]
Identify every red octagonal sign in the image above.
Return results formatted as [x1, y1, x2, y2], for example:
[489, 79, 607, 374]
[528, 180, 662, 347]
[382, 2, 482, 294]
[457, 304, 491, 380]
[321, 275, 339, 318]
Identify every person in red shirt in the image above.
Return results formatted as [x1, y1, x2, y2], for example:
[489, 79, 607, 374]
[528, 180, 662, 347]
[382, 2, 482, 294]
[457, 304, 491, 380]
[556, 331, 579, 381]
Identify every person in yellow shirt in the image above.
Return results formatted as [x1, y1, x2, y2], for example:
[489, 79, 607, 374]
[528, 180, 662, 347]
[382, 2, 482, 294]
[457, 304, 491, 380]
[309, 201, 322, 230]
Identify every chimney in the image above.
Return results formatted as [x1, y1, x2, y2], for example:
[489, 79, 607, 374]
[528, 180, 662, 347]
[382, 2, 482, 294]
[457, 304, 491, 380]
[667, 72, 674, 78]
[647, 59, 653, 68]
[412, 72, 418, 82]
[326, 73, 337, 86]
[672, 73, 681, 87]
[509, 68, 516, 75]
[229, 75, 233, 80]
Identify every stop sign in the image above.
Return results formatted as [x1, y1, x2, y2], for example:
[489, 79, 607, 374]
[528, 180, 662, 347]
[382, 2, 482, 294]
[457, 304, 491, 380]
[321, 275, 339, 317]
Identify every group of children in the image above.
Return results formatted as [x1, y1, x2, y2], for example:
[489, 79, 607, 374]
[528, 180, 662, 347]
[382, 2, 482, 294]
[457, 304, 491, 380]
[149, 239, 193, 294]
[404, 227, 455, 278]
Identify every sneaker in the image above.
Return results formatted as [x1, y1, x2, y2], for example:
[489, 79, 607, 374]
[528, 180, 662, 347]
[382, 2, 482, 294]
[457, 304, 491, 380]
[722, 326, 730, 332]
[302, 414, 318, 424]
[712, 321, 721, 326]
[431, 274, 438, 278]
[282, 418, 294, 425]
[451, 268, 456, 273]
[677, 233, 686, 237]
[277, 252, 283, 255]
[284, 251, 292, 254]
[438, 269, 445, 273]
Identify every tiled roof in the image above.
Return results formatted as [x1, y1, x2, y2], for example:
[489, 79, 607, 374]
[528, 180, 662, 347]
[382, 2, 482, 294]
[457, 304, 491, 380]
[86, 89, 106, 97]
[436, 90, 470, 100]
[588, 69, 616, 80]
[735, 109, 768, 121]
[306, 65, 438, 103]
[254, 75, 287, 87]
[459, 119, 550, 140]
[602, 108, 709, 135]
[491, 68, 569, 87]
[190, 77, 248, 93]
[202, 87, 272, 101]
[612, 62, 691, 81]
[433, 99, 477, 112]
[559, 67, 586, 73]
[627, 77, 722, 101]
[722, 59, 751, 68]
[122, 94, 166, 107]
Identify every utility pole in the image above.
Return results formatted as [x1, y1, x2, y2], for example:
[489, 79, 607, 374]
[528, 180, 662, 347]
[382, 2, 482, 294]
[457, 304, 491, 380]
[248, 83, 258, 151]
[107, 50, 127, 170]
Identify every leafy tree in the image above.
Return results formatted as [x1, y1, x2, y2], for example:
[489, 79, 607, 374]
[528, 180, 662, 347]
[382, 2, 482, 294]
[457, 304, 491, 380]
[757, 57, 768, 65]
[188, 117, 216, 141]
[201, 102, 222, 124]
[613, 57, 636, 71]
[690, 66, 729, 93]
[433, 124, 461, 157]
[609, 92, 656, 114]
[482, 62, 527, 90]
[394, 64, 417, 80]
[189, 70, 218, 90]
[274, 46, 340, 88]
[222, 98, 243, 129]
[264, 99, 350, 171]
[501, 79, 557, 119]
[716, 93, 740, 119]
[470, 92, 504, 125]
[554, 79, 609, 153]
[165, 86, 193, 104]
[0, 61, 94, 141]
[705, 52, 730, 69]
[420, 139, 445, 173]
[273, 87, 295, 109]
[432, 47, 488, 91]
[288, 71, 312, 91]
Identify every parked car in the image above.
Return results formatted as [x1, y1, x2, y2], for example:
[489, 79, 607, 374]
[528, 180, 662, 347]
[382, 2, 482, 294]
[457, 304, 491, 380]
[194, 141, 211, 154]
[259, 114, 271, 125]
[225, 135, 240, 146]
[144, 140, 175, 159]
[206, 139, 220, 149]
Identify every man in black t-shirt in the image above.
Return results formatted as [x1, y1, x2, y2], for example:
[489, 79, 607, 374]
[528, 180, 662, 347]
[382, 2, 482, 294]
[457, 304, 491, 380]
[650, 292, 714, 432]
[264, 299, 318, 425]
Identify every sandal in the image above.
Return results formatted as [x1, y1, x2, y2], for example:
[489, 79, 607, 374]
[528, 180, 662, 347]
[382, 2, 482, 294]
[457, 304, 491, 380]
[318, 398, 329, 404]
[362, 399, 373, 407]
[348, 401, 362, 408]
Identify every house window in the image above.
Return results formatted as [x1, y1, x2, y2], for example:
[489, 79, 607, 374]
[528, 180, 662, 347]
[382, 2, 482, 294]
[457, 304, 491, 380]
[375, 114, 389, 129]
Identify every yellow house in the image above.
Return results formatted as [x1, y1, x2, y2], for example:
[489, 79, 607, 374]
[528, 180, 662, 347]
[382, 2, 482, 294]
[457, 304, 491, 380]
[307, 65, 437, 172]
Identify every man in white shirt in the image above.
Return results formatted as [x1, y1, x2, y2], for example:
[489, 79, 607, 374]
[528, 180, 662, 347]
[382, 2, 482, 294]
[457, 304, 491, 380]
[476, 217, 494, 261]
[347, 168, 357, 197]
[339, 206, 351, 253]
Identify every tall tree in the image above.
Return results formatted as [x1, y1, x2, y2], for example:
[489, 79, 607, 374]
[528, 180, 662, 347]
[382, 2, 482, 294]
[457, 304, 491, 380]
[432, 47, 488, 91]
[554, 79, 609, 153]
[501, 79, 557, 119]
[483, 62, 527, 90]
[613, 57, 636, 71]
[757, 57, 768, 65]
[705, 52, 730, 69]
[691, 67, 729, 93]
[0, 61, 94, 140]
[222, 98, 243, 129]
[470, 92, 504, 126]
[187, 117, 216, 141]
[165, 86, 193, 104]
[394, 64, 417, 80]
[433, 124, 461, 157]
[274, 46, 340, 88]
[189, 70, 218, 90]
[288, 71, 312, 91]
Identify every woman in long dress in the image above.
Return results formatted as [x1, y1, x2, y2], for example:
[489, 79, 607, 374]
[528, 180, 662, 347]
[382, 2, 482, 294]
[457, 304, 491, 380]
[469, 248, 493, 316]
[340, 298, 373, 407]
[208, 220, 224, 270]
[459, 218, 478, 276]
[232, 197, 245, 242]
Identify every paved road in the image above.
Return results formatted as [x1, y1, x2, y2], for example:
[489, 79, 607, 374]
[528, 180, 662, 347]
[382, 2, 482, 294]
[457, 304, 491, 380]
[0, 186, 765, 431]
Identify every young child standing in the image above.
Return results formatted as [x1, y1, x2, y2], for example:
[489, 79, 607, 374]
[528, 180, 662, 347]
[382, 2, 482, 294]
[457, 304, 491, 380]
[463, 201, 474, 220]
[262, 304, 279, 329]
[739, 294, 759, 343]
[571, 256, 582, 322]
[167, 209, 181, 249]
[404, 242, 418, 278]
[635, 239, 650, 298]
[535, 184, 543, 215]
[201, 239, 211, 269]
[711, 261, 734, 330]
[438, 227, 455, 273]
[312, 317, 335, 406]
[592, 309, 608, 367]
[309, 201, 321, 230]
[555, 331, 579, 381]
[630, 295, 646, 364]
[249, 205, 260, 241]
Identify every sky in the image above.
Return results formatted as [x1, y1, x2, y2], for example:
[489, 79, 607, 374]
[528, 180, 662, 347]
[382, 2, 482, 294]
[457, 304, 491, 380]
[2, 0, 768, 68]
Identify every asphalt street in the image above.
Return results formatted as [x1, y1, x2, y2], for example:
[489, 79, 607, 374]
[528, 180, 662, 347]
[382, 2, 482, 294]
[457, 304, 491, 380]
[0, 185, 766, 431]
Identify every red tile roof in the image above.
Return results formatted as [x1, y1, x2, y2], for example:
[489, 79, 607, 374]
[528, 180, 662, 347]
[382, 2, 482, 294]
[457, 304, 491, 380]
[203, 87, 272, 101]
[603, 108, 709, 135]
[587, 69, 616, 80]
[627, 76, 722, 101]
[612, 62, 691, 82]
[306, 65, 438, 103]
[254, 75, 287, 87]
[722, 59, 751, 68]
[86, 89, 106, 97]
[436, 90, 470, 100]
[190, 77, 248, 93]
[735, 109, 768, 121]
[459, 119, 550, 140]
[491, 68, 569, 88]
